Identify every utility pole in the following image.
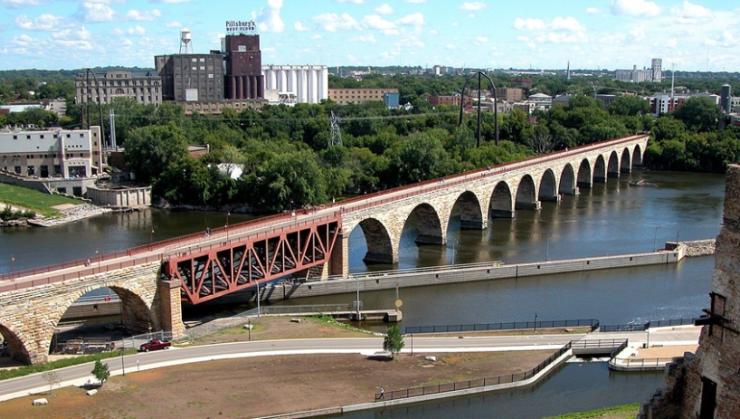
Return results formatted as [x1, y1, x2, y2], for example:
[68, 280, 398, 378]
[329, 111, 342, 147]
[459, 71, 499, 146]
[108, 108, 117, 150]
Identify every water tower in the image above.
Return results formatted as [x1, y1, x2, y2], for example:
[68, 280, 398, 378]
[179, 28, 192, 54]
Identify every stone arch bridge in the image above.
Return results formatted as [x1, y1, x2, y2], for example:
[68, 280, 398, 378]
[0, 134, 647, 364]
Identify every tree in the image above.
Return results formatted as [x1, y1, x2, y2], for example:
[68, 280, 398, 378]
[608, 96, 650, 116]
[92, 359, 110, 386]
[673, 96, 721, 132]
[44, 370, 60, 394]
[527, 124, 553, 154]
[123, 124, 189, 183]
[383, 324, 405, 355]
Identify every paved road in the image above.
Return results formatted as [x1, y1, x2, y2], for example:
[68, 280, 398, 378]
[0, 326, 699, 401]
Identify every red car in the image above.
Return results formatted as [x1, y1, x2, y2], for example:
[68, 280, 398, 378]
[139, 339, 171, 352]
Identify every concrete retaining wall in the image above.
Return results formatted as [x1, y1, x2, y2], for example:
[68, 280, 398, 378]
[261, 250, 682, 303]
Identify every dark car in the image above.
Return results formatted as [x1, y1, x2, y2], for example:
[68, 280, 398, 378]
[139, 339, 171, 352]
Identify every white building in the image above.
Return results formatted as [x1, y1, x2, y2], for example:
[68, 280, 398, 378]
[261, 65, 328, 104]
[0, 126, 102, 182]
[528, 93, 553, 110]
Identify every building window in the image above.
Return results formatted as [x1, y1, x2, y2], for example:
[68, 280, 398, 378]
[12, 135, 17, 140]
[27, 166, 35, 176]
[26, 135, 31, 139]
[14, 166, 21, 174]
[708, 293, 727, 338]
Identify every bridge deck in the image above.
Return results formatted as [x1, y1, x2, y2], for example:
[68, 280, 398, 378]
[0, 134, 648, 294]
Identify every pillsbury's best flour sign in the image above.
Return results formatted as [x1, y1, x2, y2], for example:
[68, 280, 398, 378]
[226, 20, 257, 34]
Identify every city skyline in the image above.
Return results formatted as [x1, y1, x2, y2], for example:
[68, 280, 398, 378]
[0, 0, 738, 72]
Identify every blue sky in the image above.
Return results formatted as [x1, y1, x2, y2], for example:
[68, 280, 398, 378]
[0, 0, 738, 71]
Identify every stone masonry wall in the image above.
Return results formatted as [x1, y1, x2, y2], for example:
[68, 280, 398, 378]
[0, 261, 181, 364]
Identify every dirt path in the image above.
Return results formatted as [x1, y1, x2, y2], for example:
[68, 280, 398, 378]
[0, 350, 554, 418]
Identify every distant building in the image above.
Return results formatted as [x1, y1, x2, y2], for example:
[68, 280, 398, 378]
[43, 99, 67, 117]
[596, 94, 618, 108]
[513, 101, 536, 115]
[223, 34, 264, 100]
[427, 95, 466, 107]
[552, 94, 572, 107]
[328, 88, 398, 105]
[651, 58, 662, 83]
[0, 126, 103, 193]
[496, 87, 524, 102]
[732, 97, 740, 113]
[384, 91, 400, 109]
[650, 94, 687, 115]
[262, 65, 328, 104]
[528, 93, 553, 110]
[155, 53, 225, 103]
[75, 71, 162, 105]
[720, 84, 732, 113]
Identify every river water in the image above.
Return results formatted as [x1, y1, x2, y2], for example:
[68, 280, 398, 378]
[338, 362, 664, 419]
[0, 170, 725, 327]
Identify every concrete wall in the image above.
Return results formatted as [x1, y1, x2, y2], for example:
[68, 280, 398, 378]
[260, 250, 681, 303]
[86, 186, 151, 209]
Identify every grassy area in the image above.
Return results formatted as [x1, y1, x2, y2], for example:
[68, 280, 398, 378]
[0, 183, 81, 218]
[308, 315, 377, 335]
[0, 350, 136, 381]
[545, 403, 641, 419]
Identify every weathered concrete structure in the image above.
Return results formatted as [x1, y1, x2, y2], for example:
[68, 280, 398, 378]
[0, 134, 647, 364]
[641, 164, 740, 419]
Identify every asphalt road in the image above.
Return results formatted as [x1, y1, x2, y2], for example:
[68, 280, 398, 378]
[0, 327, 699, 401]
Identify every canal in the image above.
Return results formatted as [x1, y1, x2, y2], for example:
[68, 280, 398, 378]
[337, 362, 664, 419]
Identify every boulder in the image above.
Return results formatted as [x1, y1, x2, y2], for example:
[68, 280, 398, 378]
[32, 398, 48, 406]
[86, 389, 98, 396]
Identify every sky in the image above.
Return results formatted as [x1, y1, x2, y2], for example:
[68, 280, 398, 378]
[0, 0, 738, 72]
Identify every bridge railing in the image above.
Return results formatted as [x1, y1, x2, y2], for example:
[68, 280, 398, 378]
[599, 317, 698, 332]
[316, 260, 504, 282]
[0, 134, 647, 284]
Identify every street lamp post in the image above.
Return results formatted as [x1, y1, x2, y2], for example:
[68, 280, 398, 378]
[226, 211, 231, 241]
[256, 282, 261, 317]
[355, 276, 361, 322]
[459, 71, 499, 147]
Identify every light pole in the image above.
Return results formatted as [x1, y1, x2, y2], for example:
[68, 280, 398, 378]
[95, 249, 100, 269]
[653, 226, 659, 251]
[10, 256, 15, 273]
[256, 282, 261, 317]
[355, 276, 361, 321]
[120, 346, 126, 376]
[459, 71, 499, 147]
[226, 211, 231, 241]
[546, 239, 550, 261]
[534, 312, 538, 333]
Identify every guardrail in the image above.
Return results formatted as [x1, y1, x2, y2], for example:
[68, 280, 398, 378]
[404, 319, 599, 334]
[318, 260, 504, 282]
[600, 317, 698, 332]
[240, 303, 357, 316]
[377, 341, 573, 402]
[119, 330, 174, 350]
[608, 356, 679, 369]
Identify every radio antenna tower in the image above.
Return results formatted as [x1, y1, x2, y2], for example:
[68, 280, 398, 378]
[329, 111, 342, 147]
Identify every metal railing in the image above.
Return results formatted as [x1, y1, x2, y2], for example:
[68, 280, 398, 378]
[608, 356, 679, 369]
[53, 337, 116, 355]
[404, 319, 599, 334]
[599, 317, 698, 332]
[570, 338, 627, 350]
[376, 341, 573, 402]
[240, 303, 356, 316]
[320, 260, 504, 282]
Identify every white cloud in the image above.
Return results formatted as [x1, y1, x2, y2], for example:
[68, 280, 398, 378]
[15, 14, 62, 31]
[586, 7, 601, 15]
[405, 0, 426, 3]
[337, 0, 364, 3]
[474, 36, 488, 45]
[82, 0, 115, 22]
[375, 3, 393, 15]
[313, 13, 360, 32]
[255, 0, 285, 33]
[127, 25, 146, 35]
[460, 2, 486, 11]
[363, 14, 398, 35]
[126, 9, 161, 21]
[12, 34, 33, 46]
[353, 34, 377, 43]
[611, 0, 661, 17]
[2, 0, 43, 6]
[398, 12, 424, 28]
[514, 16, 587, 44]
[52, 26, 94, 50]
[166, 21, 182, 28]
[514, 18, 546, 30]
[293, 20, 308, 32]
[151, 0, 191, 3]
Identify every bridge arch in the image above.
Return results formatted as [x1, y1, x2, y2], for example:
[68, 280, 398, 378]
[47, 285, 156, 356]
[0, 322, 31, 364]
[621, 148, 631, 173]
[593, 155, 607, 183]
[489, 181, 514, 218]
[607, 151, 620, 178]
[449, 191, 485, 230]
[577, 159, 592, 188]
[632, 144, 643, 166]
[400, 203, 445, 246]
[559, 163, 577, 195]
[351, 218, 395, 264]
[538, 169, 558, 202]
[515, 175, 539, 210]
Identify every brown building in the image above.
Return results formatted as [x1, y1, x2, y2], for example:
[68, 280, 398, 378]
[155, 53, 225, 103]
[223, 34, 264, 100]
[642, 164, 740, 418]
[329, 88, 398, 105]
[496, 87, 524, 102]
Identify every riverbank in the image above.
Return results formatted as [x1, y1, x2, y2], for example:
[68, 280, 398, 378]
[0, 183, 111, 227]
[0, 351, 555, 418]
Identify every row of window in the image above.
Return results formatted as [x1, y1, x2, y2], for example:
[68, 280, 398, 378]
[2, 153, 87, 159]
[9, 133, 85, 140]
[78, 80, 160, 87]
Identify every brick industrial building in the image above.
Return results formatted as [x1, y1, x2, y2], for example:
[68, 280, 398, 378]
[329, 88, 399, 105]
[75, 71, 162, 105]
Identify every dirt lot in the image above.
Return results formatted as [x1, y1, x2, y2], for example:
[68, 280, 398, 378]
[184, 316, 372, 346]
[0, 350, 554, 419]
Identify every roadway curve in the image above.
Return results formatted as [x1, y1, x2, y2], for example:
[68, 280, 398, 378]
[0, 327, 699, 402]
